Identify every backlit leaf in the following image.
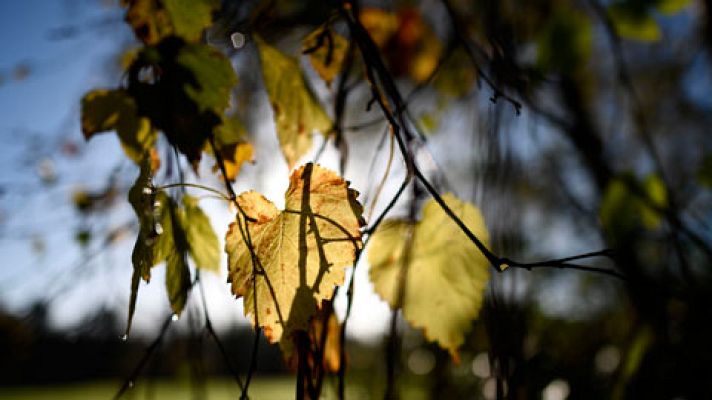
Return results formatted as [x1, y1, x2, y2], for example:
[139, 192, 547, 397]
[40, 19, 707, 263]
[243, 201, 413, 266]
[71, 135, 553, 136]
[127, 159, 160, 334]
[122, 0, 219, 45]
[225, 163, 364, 344]
[256, 37, 332, 168]
[600, 174, 667, 238]
[150, 194, 191, 316]
[81, 89, 156, 163]
[640, 174, 667, 230]
[175, 42, 236, 114]
[214, 142, 254, 181]
[163, 0, 219, 43]
[180, 195, 220, 272]
[302, 26, 349, 86]
[360, 7, 442, 83]
[656, 0, 691, 14]
[128, 39, 236, 166]
[368, 193, 490, 361]
[600, 178, 637, 237]
[211, 115, 254, 181]
[164, 199, 191, 315]
[123, 0, 172, 45]
[608, 4, 662, 42]
[127, 163, 207, 331]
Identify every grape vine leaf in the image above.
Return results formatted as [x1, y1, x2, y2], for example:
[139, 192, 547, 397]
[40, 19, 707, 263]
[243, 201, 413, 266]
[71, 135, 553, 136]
[368, 193, 490, 361]
[81, 89, 156, 164]
[225, 163, 364, 344]
[255, 36, 332, 169]
[123, 0, 219, 45]
[302, 26, 349, 87]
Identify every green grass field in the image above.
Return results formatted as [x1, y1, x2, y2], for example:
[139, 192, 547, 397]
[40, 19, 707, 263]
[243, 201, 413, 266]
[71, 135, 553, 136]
[0, 378, 294, 400]
[0, 378, 429, 399]
[0, 376, 428, 399]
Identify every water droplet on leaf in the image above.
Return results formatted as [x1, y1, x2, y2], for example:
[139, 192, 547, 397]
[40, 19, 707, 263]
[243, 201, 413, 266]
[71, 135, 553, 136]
[231, 32, 245, 49]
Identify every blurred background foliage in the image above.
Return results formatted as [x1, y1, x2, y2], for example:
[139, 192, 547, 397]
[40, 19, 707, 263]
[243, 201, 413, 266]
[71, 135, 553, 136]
[1, 0, 712, 399]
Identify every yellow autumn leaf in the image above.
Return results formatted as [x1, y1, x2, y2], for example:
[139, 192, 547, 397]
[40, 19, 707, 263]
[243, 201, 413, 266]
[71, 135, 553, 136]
[302, 26, 349, 86]
[216, 142, 255, 181]
[368, 193, 490, 361]
[225, 163, 364, 344]
[359, 8, 398, 48]
[210, 114, 254, 181]
[81, 89, 156, 164]
[255, 36, 332, 169]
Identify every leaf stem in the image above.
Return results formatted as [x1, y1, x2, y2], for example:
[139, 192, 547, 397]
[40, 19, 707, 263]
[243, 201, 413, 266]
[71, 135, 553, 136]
[155, 183, 230, 201]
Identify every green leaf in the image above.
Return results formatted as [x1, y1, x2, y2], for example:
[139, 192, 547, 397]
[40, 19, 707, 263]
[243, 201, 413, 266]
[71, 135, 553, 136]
[156, 194, 191, 316]
[81, 89, 156, 163]
[368, 193, 490, 361]
[163, 0, 219, 42]
[600, 178, 639, 236]
[180, 195, 220, 272]
[152, 192, 175, 265]
[128, 39, 236, 166]
[599, 174, 667, 238]
[127, 160, 192, 332]
[165, 199, 191, 315]
[122, 0, 219, 45]
[214, 114, 248, 145]
[129, 160, 158, 283]
[656, 0, 691, 14]
[608, 4, 662, 42]
[127, 159, 157, 334]
[175, 43, 237, 113]
[641, 174, 667, 229]
[256, 36, 332, 168]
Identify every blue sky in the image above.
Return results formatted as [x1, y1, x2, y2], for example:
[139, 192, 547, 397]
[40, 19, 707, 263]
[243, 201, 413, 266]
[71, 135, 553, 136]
[0, 1, 398, 339]
[0, 0, 143, 326]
